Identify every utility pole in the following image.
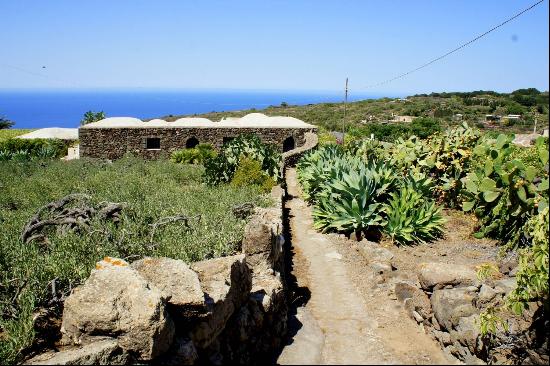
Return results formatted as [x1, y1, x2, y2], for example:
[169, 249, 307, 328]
[342, 77, 348, 145]
[534, 118, 537, 134]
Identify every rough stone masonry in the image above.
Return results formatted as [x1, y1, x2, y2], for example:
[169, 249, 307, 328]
[79, 113, 317, 159]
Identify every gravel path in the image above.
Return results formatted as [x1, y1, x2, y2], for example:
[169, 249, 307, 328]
[277, 168, 452, 365]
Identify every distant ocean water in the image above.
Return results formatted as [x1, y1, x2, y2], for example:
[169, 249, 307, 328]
[0, 89, 395, 129]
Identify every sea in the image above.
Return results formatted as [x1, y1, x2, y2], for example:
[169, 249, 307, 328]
[0, 89, 396, 129]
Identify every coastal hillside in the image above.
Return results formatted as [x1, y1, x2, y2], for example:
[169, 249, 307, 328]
[157, 88, 549, 135]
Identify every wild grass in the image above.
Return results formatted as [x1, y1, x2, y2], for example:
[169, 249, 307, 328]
[0, 156, 270, 363]
[0, 130, 33, 142]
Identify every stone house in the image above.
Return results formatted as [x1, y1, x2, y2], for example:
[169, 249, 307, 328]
[79, 113, 317, 159]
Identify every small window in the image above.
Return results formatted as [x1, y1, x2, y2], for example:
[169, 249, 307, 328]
[146, 137, 161, 150]
[186, 137, 199, 149]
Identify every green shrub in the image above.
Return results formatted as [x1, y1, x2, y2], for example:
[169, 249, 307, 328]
[461, 135, 548, 245]
[410, 117, 442, 138]
[171, 143, 216, 164]
[507, 207, 549, 314]
[0, 157, 269, 363]
[230, 157, 276, 193]
[383, 185, 445, 245]
[203, 134, 281, 186]
[0, 138, 67, 161]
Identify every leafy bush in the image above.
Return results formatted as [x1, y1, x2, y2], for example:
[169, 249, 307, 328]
[461, 135, 548, 245]
[0, 157, 269, 363]
[0, 138, 67, 161]
[409, 117, 442, 138]
[203, 134, 281, 186]
[383, 185, 445, 245]
[171, 143, 216, 164]
[230, 157, 276, 193]
[507, 207, 549, 314]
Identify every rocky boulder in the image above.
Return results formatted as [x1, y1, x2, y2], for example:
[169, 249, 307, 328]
[359, 240, 394, 273]
[189, 254, 251, 349]
[418, 262, 479, 290]
[26, 337, 128, 365]
[431, 287, 478, 331]
[61, 258, 174, 360]
[131, 257, 205, 319]
[242, 208, 283, 269]
[394, 281, 432, 320]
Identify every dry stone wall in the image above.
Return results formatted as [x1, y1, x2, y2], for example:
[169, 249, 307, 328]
[79, 127, 316, 159]
[26, 187, 287, 365]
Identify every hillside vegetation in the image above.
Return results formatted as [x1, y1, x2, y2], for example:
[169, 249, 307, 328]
[0, 156, 270, 363]
[157, 88, 549, 139]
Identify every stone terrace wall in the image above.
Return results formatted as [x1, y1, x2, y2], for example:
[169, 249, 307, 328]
[79, 127, 316, 160]
[27, 187, 288, 365]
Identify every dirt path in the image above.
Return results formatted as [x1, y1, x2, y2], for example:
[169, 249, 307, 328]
[277, 168, 453, 365]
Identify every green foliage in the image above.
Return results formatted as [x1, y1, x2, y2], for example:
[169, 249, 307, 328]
[0, 157, 269, 363]
[203, 134, 281, 186]
[461, 135, 548, 244]
[312, 164, 390, 240]
[298, 145, 445, 243]
[0, 116, 14, 129]
[507, 207, 549, 314]
[409, 117, 442, 138]
[478, 307, 509, 337]
[171, 143, 216, 164]
[80, 110, 105, 126]
[0, 138, 67, 161]
[296, 145, 346, 202]
[0, 129, 33, 141]
[230, 157, 276, 193]
[383, 185, 445, 245]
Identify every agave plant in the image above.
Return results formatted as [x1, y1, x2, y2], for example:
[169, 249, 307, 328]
[384, 186, 445, 245]
[311, 163, 398, 240]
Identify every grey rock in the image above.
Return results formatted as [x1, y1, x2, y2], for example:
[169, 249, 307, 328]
[358, 240, 394, 267]
[477, 284, 499, 305]
[131, 257, 205, 317]
[190, 254, 252, 349]
[26, 337, 128, 365]
[394, 281, 432, 319]
[242, 208, 283, 268]
[432, 329, 452, 346]
[494, 277, 517, 296]
[431, 287, 478, 331]
[450, 315, 481, 351]
[61, 260, 174, 360]
[418, 262, 479, 290]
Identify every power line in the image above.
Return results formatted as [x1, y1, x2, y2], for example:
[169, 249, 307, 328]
[359, 0, 546, 90]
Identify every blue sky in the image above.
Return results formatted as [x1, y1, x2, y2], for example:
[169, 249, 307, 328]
[1, 0, 548, 94]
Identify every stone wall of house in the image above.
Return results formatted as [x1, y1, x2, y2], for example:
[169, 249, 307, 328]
[79, 127, 316, 160]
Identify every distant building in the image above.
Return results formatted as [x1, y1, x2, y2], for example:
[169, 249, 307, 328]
[389, 114, 414, 123]
[485, 114, 501, 123]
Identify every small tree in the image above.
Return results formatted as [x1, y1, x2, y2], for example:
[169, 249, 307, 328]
[80, 111, 106, 126]
[0, 116, 14, 129]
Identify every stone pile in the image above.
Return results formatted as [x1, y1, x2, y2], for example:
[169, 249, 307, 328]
[27, 187, 288, 365]
[358, 240, 548, 365]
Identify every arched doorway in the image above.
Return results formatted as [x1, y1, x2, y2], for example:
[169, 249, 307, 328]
[186, 137, 199, 149]
[283, 136, 295, 152]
